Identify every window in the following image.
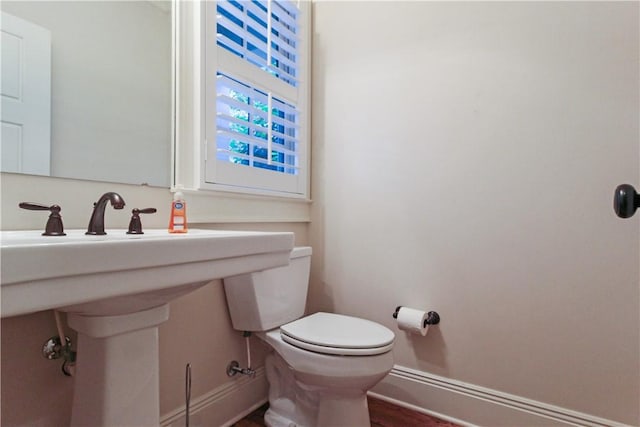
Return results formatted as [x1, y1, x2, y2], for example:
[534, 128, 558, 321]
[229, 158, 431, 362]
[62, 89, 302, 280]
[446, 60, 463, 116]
[204, 0, 310, 197]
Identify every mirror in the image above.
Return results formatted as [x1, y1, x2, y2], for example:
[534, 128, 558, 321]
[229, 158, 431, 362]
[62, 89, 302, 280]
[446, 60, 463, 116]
[0, 1, 172, 187]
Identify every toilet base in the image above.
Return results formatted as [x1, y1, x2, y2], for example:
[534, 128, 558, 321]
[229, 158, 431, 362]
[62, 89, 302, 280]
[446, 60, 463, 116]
[317, 394, 370, 426]
[264, 352, 314, 426]
[263, 352, 372, 427]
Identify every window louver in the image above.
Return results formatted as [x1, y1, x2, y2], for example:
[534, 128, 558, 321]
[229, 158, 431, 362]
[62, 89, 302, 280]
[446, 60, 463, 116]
[206, 0, 307, 196]
[216, 0, 299, 87]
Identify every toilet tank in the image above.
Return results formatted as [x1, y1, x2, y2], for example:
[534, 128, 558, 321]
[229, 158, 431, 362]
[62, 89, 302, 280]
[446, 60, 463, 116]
[223, 246, 312, 331]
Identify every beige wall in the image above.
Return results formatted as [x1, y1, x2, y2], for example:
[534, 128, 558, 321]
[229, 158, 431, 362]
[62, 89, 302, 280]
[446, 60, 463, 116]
[0, 173, 309, 426]
[3, 2, 640, 426]
[310, 1, 639, 425]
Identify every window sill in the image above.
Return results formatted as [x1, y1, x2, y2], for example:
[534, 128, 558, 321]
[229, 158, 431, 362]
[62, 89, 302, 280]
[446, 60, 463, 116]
[191, 181, 310, 202]
[175, 186, 311, 224]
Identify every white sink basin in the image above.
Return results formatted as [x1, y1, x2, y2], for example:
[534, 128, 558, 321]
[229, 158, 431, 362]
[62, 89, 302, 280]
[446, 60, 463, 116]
[1, 228, 294, 317]
[1, 227, 294, 426]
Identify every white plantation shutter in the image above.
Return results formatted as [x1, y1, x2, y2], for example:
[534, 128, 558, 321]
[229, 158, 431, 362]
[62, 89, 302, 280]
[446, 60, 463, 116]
[205, 0, 309, 196]
[216, 0, 299, 86]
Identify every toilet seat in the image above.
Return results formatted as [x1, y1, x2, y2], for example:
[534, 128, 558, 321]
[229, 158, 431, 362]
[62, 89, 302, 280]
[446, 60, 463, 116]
[280, 312, 395, 356]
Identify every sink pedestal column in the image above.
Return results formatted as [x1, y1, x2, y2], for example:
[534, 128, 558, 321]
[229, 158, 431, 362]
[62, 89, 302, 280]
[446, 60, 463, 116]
[66, 304, 170, 427]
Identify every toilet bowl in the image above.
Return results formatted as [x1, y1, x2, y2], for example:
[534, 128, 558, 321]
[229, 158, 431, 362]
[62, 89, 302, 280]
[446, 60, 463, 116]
[223, 247, 395, 427]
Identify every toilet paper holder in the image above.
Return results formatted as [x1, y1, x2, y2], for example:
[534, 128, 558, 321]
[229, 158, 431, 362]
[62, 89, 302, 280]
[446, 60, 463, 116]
[392, 306, 440, 327]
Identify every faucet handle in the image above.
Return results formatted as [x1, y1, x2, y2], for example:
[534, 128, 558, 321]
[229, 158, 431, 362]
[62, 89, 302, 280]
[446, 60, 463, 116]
[127, 208, 157, 235]
[19, 202, 66, 236]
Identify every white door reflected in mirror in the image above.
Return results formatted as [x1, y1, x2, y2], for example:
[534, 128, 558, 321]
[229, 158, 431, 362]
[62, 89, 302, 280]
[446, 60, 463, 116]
[1, 12, 51, 175]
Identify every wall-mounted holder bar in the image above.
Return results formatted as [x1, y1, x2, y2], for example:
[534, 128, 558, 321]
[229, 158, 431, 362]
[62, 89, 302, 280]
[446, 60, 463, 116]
[185, 363, 192, 427]
[392, 306, 440, 328]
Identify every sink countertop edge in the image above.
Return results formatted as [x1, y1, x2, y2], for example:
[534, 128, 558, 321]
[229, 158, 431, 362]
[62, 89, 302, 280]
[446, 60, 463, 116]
[0, 230, 295, 318]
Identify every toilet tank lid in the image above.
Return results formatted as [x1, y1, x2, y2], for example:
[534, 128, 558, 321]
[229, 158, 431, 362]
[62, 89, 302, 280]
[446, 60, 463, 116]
[291, 246, 312, 259]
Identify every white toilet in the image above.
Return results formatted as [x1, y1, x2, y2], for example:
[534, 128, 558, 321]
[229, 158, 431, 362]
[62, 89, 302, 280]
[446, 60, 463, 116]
[223, 246, 395, 427]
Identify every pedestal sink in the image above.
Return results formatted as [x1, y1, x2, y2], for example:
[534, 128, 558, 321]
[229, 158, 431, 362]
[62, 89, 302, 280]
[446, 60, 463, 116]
[1, 228, 294, 426]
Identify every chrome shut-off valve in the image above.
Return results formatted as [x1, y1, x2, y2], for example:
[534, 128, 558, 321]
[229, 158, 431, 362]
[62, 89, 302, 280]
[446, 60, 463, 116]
[42, 335, 76, 376]
[226, 361, 256, 377]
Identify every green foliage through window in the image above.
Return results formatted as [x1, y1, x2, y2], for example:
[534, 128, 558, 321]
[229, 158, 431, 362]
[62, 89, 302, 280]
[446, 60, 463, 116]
[217, 73, 297, 174]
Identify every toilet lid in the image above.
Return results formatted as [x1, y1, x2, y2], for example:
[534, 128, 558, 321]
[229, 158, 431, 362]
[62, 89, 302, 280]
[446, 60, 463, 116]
[280, 312, 395, 356]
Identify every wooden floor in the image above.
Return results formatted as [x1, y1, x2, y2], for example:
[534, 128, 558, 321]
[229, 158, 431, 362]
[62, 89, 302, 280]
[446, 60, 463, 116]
[233, 396, 459, 427]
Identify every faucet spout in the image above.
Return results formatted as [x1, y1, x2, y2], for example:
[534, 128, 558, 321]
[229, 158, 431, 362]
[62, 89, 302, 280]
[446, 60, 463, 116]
[86, 192, 126, 235]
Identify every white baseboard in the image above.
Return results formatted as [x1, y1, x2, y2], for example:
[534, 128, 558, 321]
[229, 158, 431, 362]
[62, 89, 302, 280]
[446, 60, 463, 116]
[161, 366, 268, 427]
[370, 365, 629, 427]
[161, 364, 630, 427]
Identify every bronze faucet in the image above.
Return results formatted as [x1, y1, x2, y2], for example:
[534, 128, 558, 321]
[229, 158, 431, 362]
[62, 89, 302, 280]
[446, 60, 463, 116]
[86, 192, 126, 235]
